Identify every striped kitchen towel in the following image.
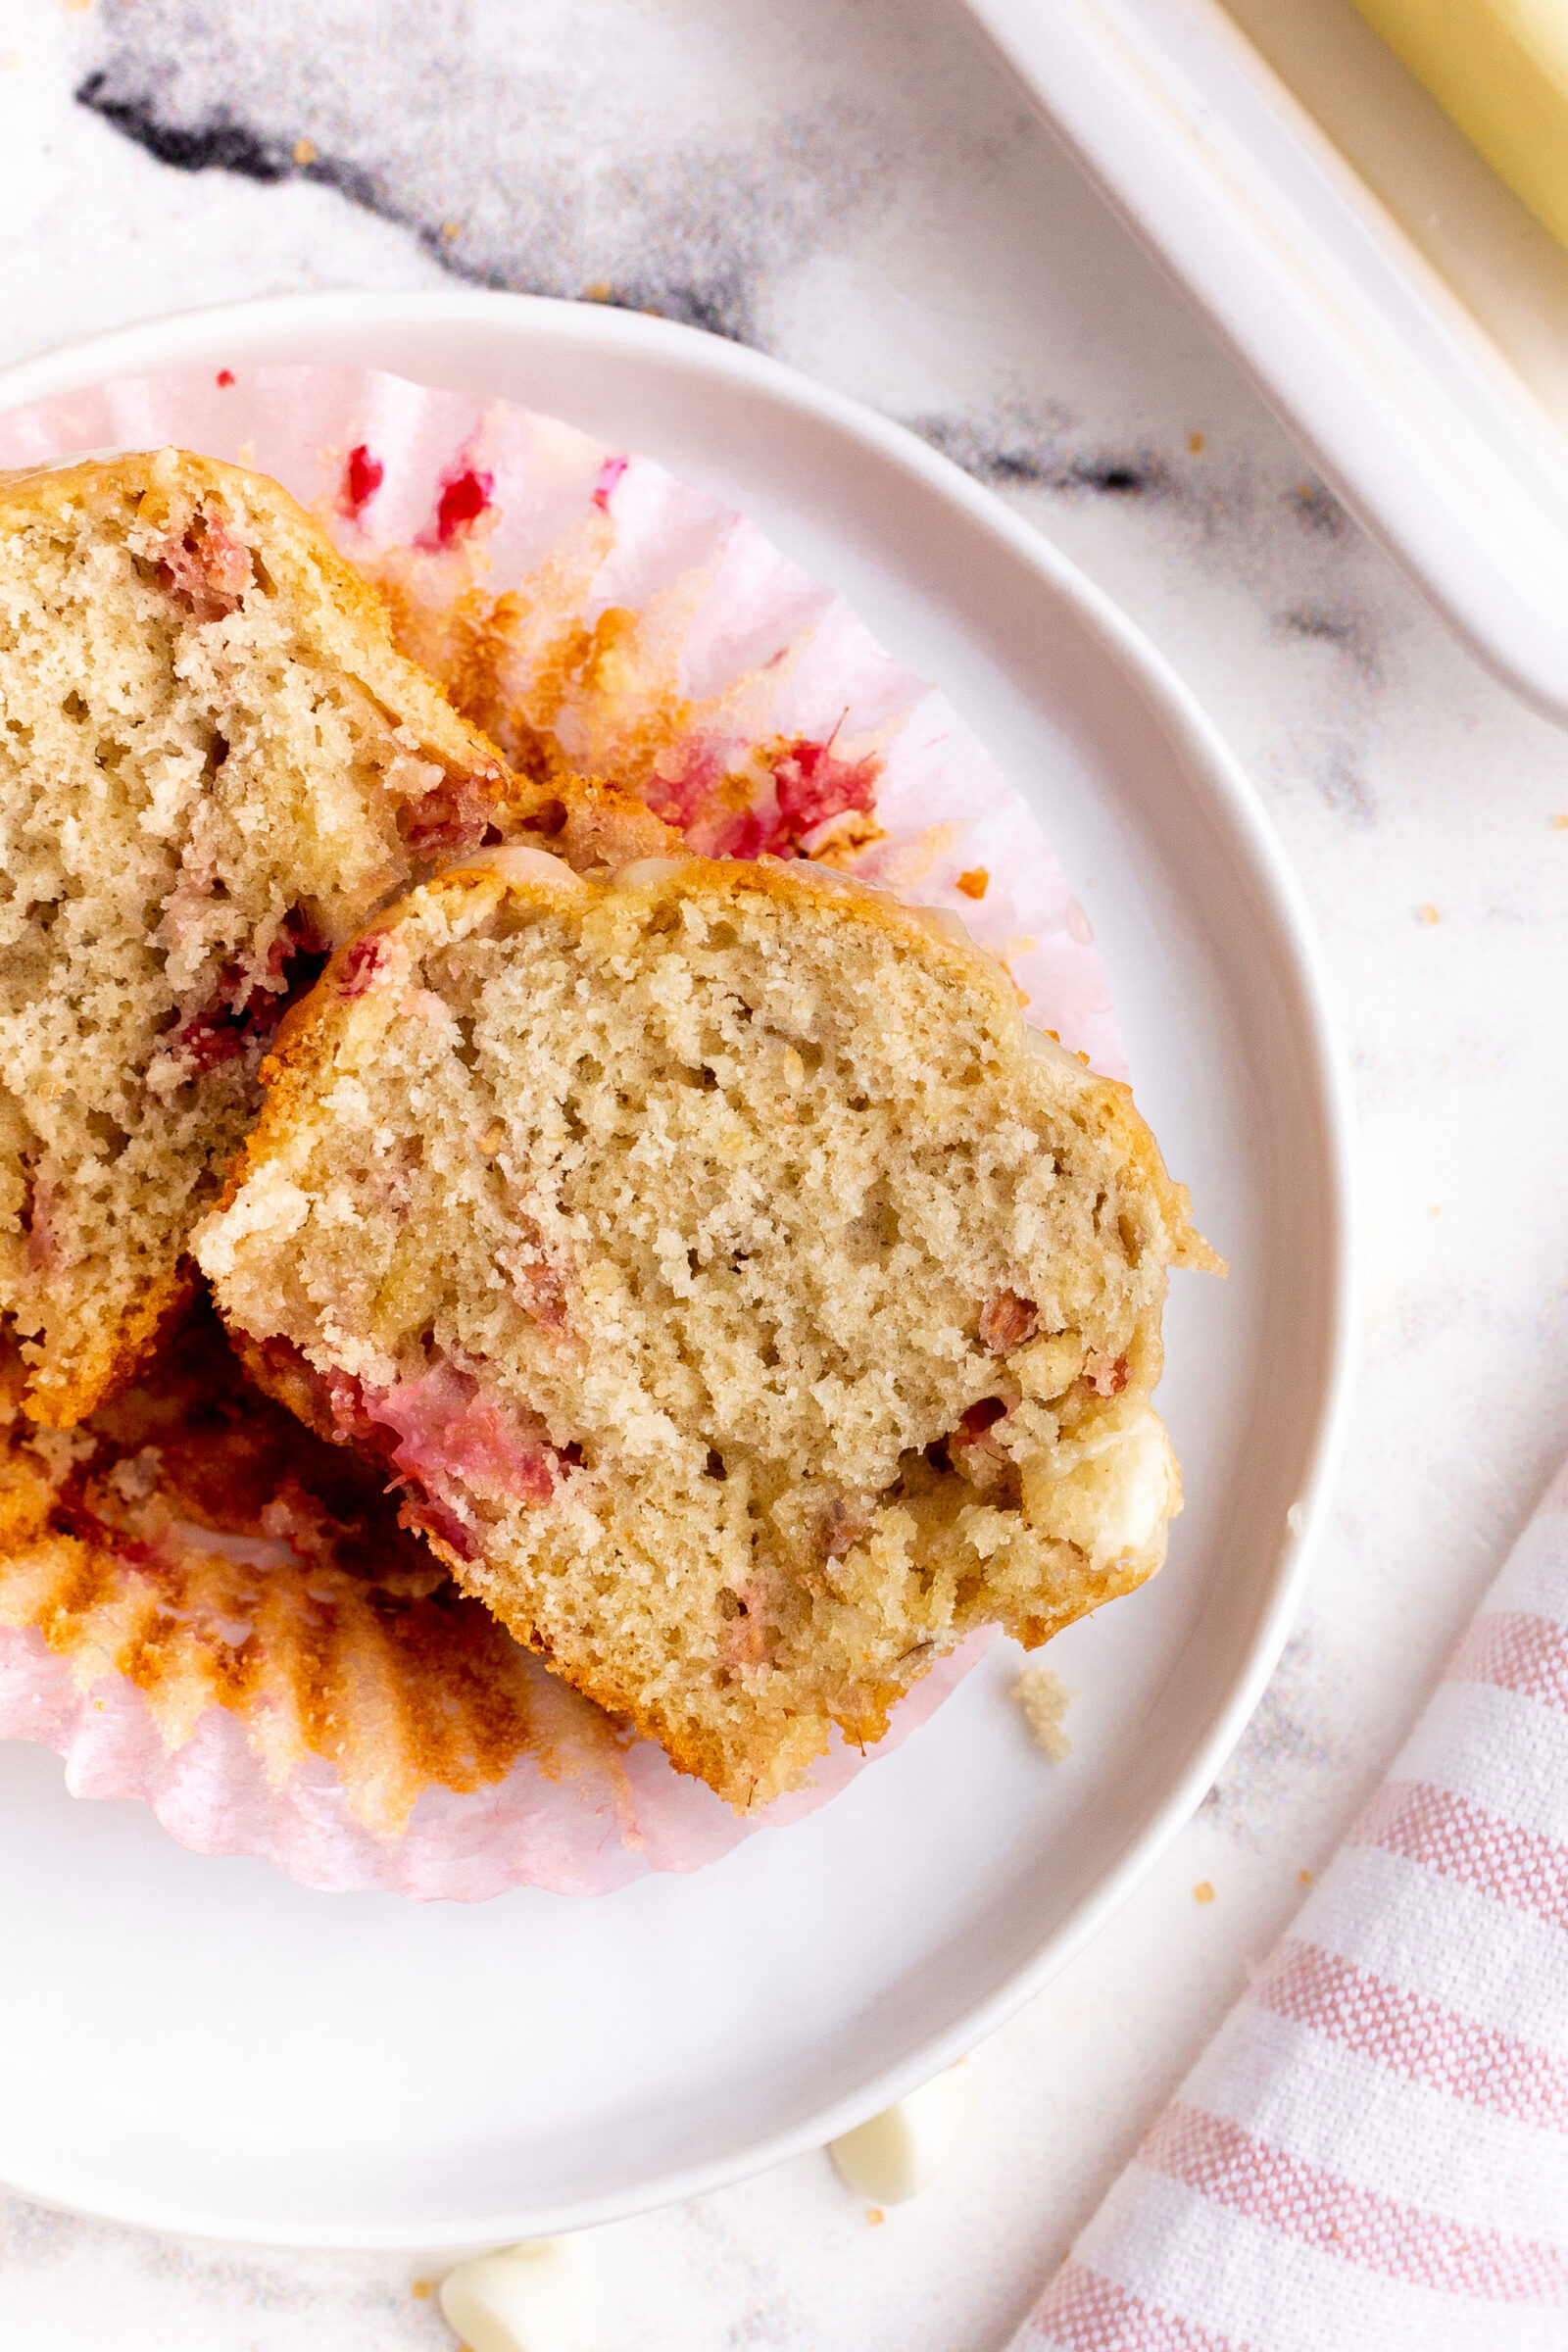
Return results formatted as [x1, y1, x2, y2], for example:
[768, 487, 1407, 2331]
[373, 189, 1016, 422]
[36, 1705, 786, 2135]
[1013, 1456, 1568, 2350]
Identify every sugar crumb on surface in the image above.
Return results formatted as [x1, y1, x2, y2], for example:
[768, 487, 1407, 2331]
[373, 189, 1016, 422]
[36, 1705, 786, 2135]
[1014, 1663, 1073, 1759]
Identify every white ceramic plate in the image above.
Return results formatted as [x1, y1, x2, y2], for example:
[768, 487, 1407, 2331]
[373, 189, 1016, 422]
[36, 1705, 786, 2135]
[0, 291, 1355, 2249]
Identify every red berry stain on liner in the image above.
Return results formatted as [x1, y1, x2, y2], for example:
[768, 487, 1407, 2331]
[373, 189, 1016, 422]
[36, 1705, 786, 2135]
[216, 369, 235, 388]
[339, 443, 384, 521]
[768, 730, 880, 844]
[645, 723, 883, 861]
[432, 465, 494, 547]
[592, 454, 628, 512]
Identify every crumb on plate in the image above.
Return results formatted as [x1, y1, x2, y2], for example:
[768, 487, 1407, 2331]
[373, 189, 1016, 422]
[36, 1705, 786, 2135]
[1014, 1664, 1073, 1760]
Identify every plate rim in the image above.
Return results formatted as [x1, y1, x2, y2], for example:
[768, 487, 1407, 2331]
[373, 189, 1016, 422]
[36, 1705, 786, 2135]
[0, 288, 1359, 2248]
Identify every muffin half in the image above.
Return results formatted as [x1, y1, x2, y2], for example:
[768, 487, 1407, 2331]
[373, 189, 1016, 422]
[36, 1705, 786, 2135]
[196, 849, 1218, 1808]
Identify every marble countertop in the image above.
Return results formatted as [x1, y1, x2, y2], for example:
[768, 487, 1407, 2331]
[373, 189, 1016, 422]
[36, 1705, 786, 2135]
[6, 0, 1568, 2342]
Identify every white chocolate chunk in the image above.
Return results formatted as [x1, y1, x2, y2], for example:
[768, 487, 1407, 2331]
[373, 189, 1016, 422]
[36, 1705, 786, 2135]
[1019, 1022, 1083, 1072]
[1022, 1396, 1179, 1568]
[439, 2238, 588, 2352]
[828, 2063, 973, 2202]
[607, 855, 697, 890]
[442, 844, 588, 893]
[766, 859, 887, 898]
[905, 903, 977, 949]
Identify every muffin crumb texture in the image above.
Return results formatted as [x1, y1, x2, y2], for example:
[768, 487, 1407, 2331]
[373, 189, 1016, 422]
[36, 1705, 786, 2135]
[198, 856, 1215, 1808]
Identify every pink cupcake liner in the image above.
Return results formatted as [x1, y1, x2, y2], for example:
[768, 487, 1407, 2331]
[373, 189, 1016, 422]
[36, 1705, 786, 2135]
[0, 365, 1112, 1896]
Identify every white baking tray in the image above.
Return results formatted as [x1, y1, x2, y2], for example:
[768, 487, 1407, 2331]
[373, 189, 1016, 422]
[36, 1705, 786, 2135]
[962, 0, 1568, 723]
